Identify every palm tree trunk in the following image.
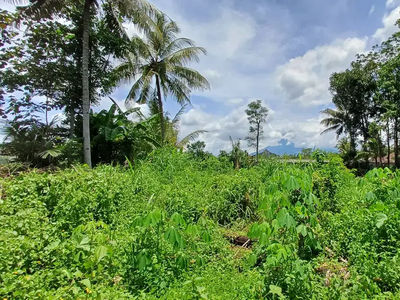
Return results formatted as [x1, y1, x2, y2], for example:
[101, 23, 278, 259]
[155, 75, 165, 143]
[387, 120, 390, 166]
[69, 106, 75, 139]
[378, 130, 383, 167]
[256, 122, 260, 164]
[395, 119, 399, 168]
[362, 132, 369, 168]
[82, 0, 92, 168]
[349, 133, 357, 159]
[45, 96, 49, 127]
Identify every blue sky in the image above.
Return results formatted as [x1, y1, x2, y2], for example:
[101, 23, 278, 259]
[2, 0, 400, 154]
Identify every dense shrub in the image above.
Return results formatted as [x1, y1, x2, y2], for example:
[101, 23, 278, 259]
[1, 151, 400, 299]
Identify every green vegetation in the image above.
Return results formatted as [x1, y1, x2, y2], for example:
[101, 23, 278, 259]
[2, 1, 400, 299]
[2, 151, 400, 299]
[320, 21, 400, 169]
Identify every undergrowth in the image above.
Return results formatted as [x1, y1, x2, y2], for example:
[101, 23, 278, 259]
[1, 149, 400, 299]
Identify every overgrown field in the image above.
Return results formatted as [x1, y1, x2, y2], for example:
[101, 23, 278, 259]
[1, 149, 400, 299]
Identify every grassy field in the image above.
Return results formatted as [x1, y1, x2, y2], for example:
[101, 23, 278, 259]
[1, 149, 400, 299]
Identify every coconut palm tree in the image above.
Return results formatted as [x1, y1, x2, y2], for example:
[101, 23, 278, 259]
[7, 0, 158, 167]
[320, 105, 357, 157]
[115, 13, 210, 143]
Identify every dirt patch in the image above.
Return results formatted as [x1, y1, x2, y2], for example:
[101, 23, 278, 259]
[225, 235, 254, 248]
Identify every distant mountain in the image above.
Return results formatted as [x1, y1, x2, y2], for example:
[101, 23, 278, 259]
[250, 148, 277, 157]
[253, 139, 337, 156]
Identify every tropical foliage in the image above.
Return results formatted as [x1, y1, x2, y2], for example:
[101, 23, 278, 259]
[0, 2, 208, 167]
[115, 13, 210, 142]
[2, 150, 400, 299]
[320, 20, 400, 168]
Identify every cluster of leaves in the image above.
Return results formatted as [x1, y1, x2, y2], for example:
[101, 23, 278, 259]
[2, 150, 400, 299]
[319, 20, 400, 171]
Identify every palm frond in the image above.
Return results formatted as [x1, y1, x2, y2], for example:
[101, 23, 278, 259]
[170, 65, 210, 90]
[165, 46, 207, 66]
[38, 147, 62, 159]
[109, 97, 124, 114]
[162, 38, 196, 57]
[164, 75, 191, 105]
[176, 130, 207, 148]
[172, 104, 188, 125]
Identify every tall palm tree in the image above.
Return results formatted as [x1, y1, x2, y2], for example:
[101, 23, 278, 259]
[8, 0, 158, 167]
[115, 13, 210, 142]
[320, 105, 357, 156]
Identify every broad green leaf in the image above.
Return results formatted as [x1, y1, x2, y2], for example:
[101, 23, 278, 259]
[248, 223, 259, 238]
[71, 234, 90, 251]
[62, 269, 72, 279]
[259, 233, 269, 246]
[198, 216, 207, 227]
[277, 209, 287, 227]
[369, 201, 386, 211]
[165, 227, 178, 244]
[80, 278, 91, 288]
[310, 215, 318, 228]
[269, 285, 283, 296]
[46, 240, 60, 251]
[95, 246, 108, 264]
[177, 255, 188, 269]
[138, 253, 150, 271]
[285, 176, 300, 190]
[285, 214, 296, 230]
[267, 183, 278, 195]
[296, 224, 307, 237]
[201, 231, 211, 243]
[171, 212, 186, 227]
[376, 213, 388, 228]
[365, 191, 377, 202]
[248, 254, 257, 266]
[186, 224, 200, 235]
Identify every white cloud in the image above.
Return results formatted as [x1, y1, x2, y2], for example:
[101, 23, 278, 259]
[275, 38, 367, 106]
[387, 0, 398, 8]
[0, 2, 16, 11]
[148, 0, 290, 106]
[369, 5, 375, 16]
[178, 102, 335, 154]
[373, 6, 400, 42]
[225, 98, 244, 106]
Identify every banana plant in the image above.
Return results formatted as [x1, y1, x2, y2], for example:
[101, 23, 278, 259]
[91, 101, 160, 164]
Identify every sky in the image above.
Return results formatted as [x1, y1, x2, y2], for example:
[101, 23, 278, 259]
[2, 0, 400, 154]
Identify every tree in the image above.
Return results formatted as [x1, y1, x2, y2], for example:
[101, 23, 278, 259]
[328, 62, 377, 168]
[245, 100, 268, 163]
[376, 47, 400, 168]
[115, 13, 210, 142]
[1, 93, 67, 167]
[229, 136, 248, 170]
[12, 0, 158, 167]
[368, 122, 385, 166]
[187, 141, 209, 160]
[300, 148, 312, 159]
[320, 104, 357, 162]
[336, 137, 352, 163]
[0, 7, 120, 142]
